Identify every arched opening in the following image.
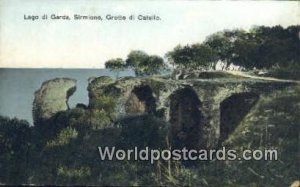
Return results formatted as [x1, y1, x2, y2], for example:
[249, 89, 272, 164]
[125, 85, 156, 115]
[219, 92, 259, 145]
[169, 87, 204, 149]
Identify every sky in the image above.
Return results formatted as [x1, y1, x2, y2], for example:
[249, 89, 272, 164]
[0, 0, 299, 68]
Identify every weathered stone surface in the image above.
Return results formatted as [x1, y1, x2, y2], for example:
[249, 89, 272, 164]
[88, 76, 297, 148]
[169, 87, 205, 149]
[125, 85, 156, 115]
[33, 78, 76, 123]
[33, 74, 297, 148]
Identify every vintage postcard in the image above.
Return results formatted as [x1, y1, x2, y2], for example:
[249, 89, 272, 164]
[0, 0, 299, 186]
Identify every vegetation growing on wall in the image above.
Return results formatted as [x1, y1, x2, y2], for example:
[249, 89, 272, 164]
[1, 84, 299, 186]
[1, 25, 299, 186]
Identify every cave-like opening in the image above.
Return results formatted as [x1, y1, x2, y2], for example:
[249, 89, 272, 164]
[169, 87, 204, 149]
[219, 92, 259, 145]
[125, 85, 156, 115]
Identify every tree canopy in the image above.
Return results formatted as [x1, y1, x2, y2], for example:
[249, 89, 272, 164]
[104, 58, 126, 78]
[167, 25, 300, 72]
[166, 44, 217, 70]
[105, 58, 125, 70]
[104, 25, 300, 79]
[105, 50, 166, 76]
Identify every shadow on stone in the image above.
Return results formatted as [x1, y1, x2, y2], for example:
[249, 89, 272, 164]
[218, 92, 259, 146]
[125, 85, 156, 115]
[169, 87, 205, 149]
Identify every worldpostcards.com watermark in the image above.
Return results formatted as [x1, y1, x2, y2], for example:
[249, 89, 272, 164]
[98, 146, 278, 164]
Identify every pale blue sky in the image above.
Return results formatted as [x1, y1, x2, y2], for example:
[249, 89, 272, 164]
[0, 0, 299, 68]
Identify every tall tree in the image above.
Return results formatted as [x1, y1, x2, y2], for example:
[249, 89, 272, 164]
[205, 32, 234, 69]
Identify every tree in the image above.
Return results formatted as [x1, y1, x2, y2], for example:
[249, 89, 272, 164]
[191, 44, 218, 70]
[165, 45, 190, 69]
[204, 32, 234, 69]
[125, 50, 166, 76]
[166, 44, 217, 70]
[230, 32, 261, 69]
[204, 26, 300, 71]
[0, 116, 33, 184]
[126, 50, 149, 68]
[139, 55, 166, 76]
[105, 58, 126, 78]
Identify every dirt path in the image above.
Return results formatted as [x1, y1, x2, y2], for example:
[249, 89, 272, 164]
[226, 70, 300, 84]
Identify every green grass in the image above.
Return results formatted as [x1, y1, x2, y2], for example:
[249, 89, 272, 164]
[220, 85, 300, 186]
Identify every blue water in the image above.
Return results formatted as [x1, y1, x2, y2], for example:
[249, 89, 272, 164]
[0, 68, 134, 124]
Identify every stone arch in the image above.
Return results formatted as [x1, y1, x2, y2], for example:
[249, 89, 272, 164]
[125, 85, 156, 115]
[169, 87, 205, 149]
[219, 92, 259, 145]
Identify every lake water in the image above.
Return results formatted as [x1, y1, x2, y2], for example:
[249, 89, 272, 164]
[0, 68, 134, 124]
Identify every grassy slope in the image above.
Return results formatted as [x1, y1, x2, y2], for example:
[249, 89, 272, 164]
[220, 85, 300, 186]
